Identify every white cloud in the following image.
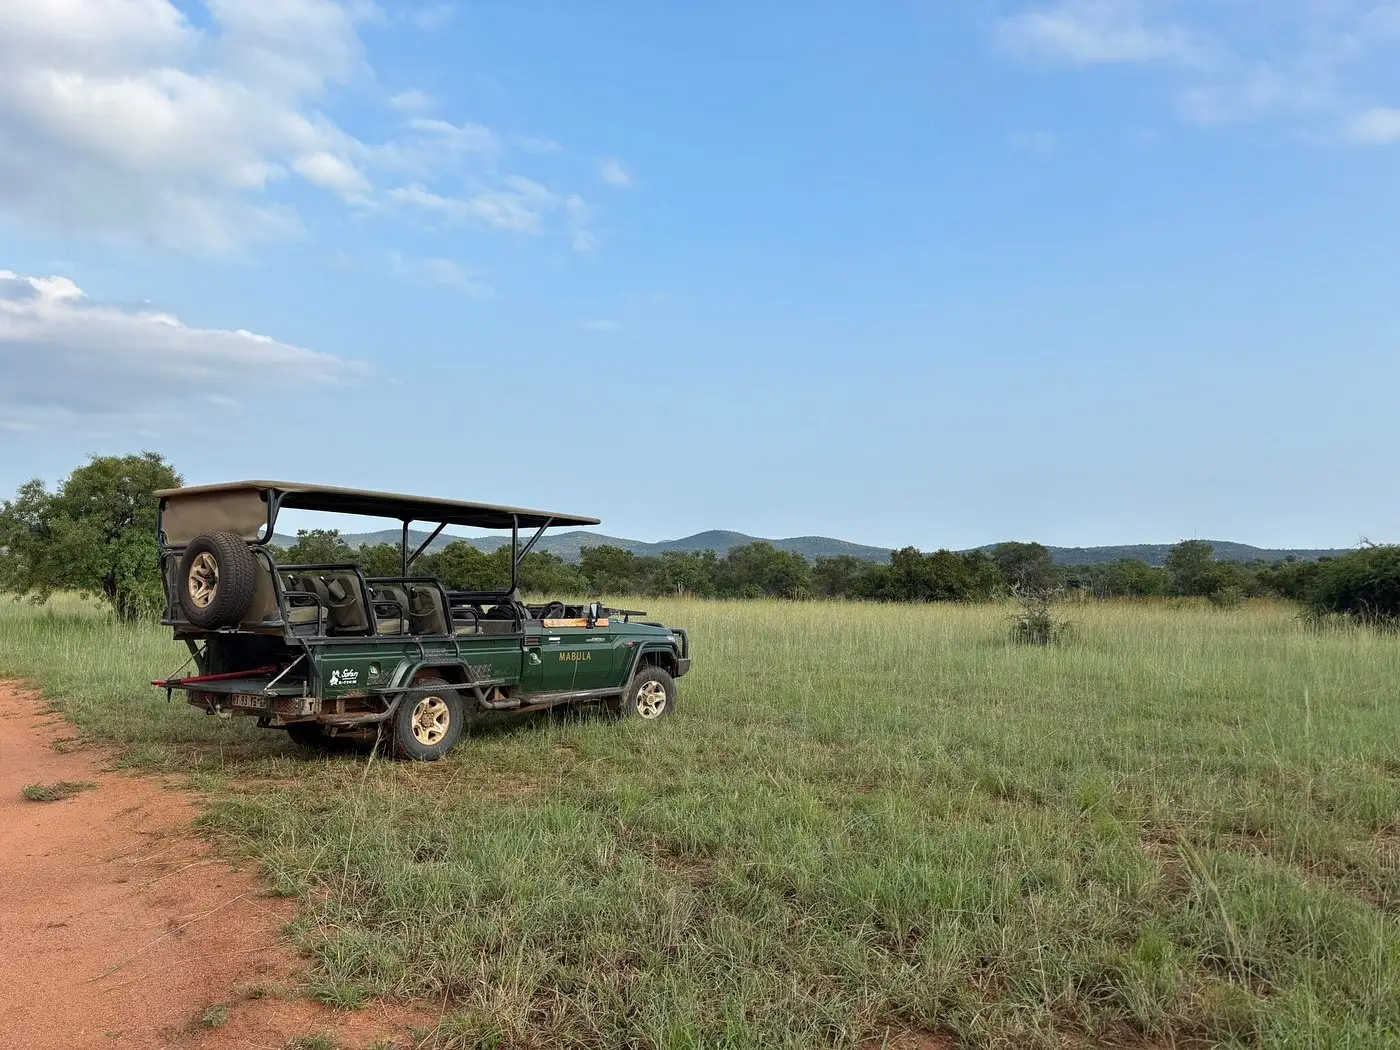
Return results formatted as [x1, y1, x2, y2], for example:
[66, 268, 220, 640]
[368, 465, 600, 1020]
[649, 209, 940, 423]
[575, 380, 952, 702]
[389, 252, 492, 297]
[389, 89, 434, 111]
[0, 0, 375, 252]
[0, 1, 603, 252]
[407, 118, 499, 155]
[599, 158, 633, 187]
[0, 269, 363, 428]
[578, 319, 620, 332]
[997, 1, 1205, 67]
[1344, 107, 1400, 145]
[996, 2, 1400, 146]
[1009, 129, 1057, 155]
[294, 150, 371, 200]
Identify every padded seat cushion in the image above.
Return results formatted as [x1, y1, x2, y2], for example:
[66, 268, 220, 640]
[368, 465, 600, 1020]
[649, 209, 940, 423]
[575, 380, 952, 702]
[376, 617, 408, 635]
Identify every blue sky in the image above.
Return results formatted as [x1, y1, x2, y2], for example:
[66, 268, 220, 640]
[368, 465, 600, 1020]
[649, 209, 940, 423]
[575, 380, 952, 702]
[2, 1, 1398, 550]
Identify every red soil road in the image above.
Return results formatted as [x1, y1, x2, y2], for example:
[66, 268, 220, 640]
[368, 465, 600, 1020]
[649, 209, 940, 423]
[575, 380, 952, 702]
[0, 683, 439, 1050]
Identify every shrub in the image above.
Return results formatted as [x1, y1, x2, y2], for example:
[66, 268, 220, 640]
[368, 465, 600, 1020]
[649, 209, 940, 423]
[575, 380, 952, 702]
[1009, 587, 1072, 645]
[1308, 544, 1400, 625]
[1208, 585, 1246, 609]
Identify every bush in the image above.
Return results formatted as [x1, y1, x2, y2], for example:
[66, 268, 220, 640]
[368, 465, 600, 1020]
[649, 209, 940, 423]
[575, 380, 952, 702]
[1009, 588, 1072, 645]
[1308, 545, 1400, 625]
[1208, 585, 1246, 609]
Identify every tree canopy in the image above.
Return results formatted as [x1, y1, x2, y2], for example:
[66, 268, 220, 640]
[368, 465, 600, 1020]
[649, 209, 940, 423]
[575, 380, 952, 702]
[0, 452, 182, 620]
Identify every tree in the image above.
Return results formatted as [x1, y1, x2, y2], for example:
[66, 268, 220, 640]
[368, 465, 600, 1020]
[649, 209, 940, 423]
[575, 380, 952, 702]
[434, 541, 512, 591]
[652, 550, 718, 597]
[812, 555, 874, 598]
[580, 545, 647, 595]
[1102, 558, 1169, 597]
[1166, 540, 1221, 597]
[990, 541, 1058, 593]
[356, 542, 405, 578]
[717, 542, 812, 599]
[0, 452, 182, 620]
[283, 529, 354, 565]
[1308, 546, 1400, 623]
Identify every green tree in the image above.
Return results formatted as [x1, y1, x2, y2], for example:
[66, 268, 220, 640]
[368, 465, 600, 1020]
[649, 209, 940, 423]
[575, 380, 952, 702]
[434, 541, 512, 591]
[580, 545, 647, 595]
[990, 541, 1058, 593]
[1102, 558, 1169, 597]
[717, 542, 812, 599]
[0, 452, 182, 620]
[283, 529, 354, 565]
[652, 550, 718, 597]
[1166, 540, 1221, 597]
[1308, 546, 1400, 623]
[356, 542, 405, 578]
[812, 555, 874, 598]
[519, 551, 587, 594]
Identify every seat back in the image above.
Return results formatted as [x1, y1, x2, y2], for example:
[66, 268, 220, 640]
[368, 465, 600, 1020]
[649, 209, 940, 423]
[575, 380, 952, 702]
[325, 574, 369, 633]
[372, 584, 411, 635]
[409, 585, 449, 636]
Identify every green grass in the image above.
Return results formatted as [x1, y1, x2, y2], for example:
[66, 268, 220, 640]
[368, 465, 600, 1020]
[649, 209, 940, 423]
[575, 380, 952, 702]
[2, 595, 1398, 1048]
[21, 779, 96, 802]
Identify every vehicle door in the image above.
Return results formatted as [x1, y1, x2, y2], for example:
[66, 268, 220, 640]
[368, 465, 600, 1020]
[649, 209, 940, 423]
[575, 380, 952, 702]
[534, 623, 618, 693]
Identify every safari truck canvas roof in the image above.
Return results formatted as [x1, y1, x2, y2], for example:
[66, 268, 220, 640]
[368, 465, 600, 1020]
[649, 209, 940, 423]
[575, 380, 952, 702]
[155, 480, 600, 545]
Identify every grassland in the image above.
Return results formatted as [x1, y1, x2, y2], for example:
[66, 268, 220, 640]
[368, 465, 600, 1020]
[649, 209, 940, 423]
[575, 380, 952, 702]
[1, 596, 1397, 1049]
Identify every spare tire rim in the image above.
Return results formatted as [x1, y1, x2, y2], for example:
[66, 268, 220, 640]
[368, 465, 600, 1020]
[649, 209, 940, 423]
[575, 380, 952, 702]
[411, 696, 450, 746]
[188, 552, 219, 609]
[635, 680, 667, 719]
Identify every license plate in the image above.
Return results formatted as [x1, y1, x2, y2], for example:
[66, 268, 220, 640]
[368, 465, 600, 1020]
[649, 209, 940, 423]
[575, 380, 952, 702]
[232, 693, 271, 709]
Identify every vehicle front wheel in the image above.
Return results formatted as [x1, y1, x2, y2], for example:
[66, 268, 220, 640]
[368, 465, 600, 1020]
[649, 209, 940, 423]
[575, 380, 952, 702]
[619, 666, 676, 721]
[390, 678, 465, 760]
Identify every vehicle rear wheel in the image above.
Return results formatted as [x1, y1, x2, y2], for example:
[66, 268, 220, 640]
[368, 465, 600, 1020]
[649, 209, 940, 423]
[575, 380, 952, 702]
[390, 678, 465, 761]
[177, 531, 258, 628]
[619, 666, 676, 720]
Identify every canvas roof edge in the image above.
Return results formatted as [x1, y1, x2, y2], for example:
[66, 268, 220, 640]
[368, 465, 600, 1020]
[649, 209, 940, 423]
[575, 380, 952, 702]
[155, 481, 601, 530]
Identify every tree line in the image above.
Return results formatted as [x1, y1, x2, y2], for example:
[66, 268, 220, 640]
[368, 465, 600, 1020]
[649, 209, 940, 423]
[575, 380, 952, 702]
[1, 453, 1395, 624]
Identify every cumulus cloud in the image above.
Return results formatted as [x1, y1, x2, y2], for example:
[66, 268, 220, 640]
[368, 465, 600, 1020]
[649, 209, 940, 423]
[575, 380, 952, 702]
[0, 269, 362, 429]
[0, 0, 374, 252]
[599, 158, 633, 187]
[388, 89, 435, 111]
[1344, 107, 1400, 145]
[995, 1, 1400, 145]
[0, 1, 602, 252]
[997, 1, 1205, 66]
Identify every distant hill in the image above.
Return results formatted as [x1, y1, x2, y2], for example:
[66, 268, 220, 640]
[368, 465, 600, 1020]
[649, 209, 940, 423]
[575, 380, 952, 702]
[269, 529, 1352, 567]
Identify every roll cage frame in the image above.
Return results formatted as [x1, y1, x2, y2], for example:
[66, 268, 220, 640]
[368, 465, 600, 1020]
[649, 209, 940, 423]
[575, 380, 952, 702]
[154, 480, 600, 599]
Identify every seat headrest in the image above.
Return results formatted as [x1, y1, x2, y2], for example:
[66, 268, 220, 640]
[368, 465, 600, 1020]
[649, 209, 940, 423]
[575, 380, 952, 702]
[327, 578, 349, 601]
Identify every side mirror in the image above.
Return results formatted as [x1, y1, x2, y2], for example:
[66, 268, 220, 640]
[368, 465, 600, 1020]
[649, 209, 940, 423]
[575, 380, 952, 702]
[587, 601, 602, 624]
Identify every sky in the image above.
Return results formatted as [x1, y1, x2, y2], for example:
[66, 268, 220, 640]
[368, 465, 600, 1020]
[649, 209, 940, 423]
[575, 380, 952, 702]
[2, 1, 1399, 552]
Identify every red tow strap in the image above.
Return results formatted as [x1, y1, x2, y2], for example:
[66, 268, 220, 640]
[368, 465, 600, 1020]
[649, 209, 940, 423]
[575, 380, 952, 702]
[151, 664, 281, 688]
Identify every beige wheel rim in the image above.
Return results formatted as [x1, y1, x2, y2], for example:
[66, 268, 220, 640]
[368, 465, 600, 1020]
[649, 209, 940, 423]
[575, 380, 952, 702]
[635, 680, 668, 719]
[411, 696, 451, 746]
[187, 551, 219, 609]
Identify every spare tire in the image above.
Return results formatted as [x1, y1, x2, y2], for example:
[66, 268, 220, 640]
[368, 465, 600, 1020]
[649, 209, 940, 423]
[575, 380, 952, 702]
[178, 531, 258, 628]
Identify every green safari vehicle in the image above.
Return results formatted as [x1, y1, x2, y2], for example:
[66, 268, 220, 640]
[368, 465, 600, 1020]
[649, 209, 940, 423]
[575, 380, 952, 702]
[153, 481, 691, 759]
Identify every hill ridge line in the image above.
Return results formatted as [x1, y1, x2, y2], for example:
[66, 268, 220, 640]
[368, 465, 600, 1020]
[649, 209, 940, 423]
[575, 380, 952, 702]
[269, 529, 1354, 568]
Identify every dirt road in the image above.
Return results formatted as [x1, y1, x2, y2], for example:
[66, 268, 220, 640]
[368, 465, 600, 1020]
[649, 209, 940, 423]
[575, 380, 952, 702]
[0, 683, 436, 1050]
